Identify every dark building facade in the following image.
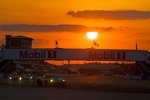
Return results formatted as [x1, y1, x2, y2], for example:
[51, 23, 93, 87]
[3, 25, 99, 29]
[5, 35, 33, 49]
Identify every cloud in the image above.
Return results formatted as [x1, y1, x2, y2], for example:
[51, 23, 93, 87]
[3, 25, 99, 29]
[137, 39, 150, 44]
[0, 24, 86, 32]
[67, 10, 150, 20]
[0, 24, 116, 32]
[144, 40, 150, 43]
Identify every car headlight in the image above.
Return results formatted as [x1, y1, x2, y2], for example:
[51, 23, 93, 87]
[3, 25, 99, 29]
[9, 77, 12, 80]
[50, 79, 53, 82]
[19, 77, 22, 80]
[30, 76, 33, 79]
[62, 79, 65, 82]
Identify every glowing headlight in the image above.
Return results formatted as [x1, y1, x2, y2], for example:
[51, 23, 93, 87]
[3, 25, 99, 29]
[62, 80, 65, 82]
[19, 77, 22, 80]
[50, 79, 53, 82]
[9, 77, 12, 80]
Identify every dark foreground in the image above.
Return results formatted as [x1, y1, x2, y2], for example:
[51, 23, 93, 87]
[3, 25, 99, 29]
[0, 75, 150, 100]
[0, 85, 150, 100]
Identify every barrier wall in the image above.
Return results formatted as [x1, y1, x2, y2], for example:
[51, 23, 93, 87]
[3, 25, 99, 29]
[0, 48, 148, 61]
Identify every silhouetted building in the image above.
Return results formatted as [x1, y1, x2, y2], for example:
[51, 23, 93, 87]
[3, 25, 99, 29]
[5, 35, 33, 49]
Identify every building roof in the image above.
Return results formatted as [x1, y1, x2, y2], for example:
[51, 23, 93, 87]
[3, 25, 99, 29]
[12, 36, 33, 40]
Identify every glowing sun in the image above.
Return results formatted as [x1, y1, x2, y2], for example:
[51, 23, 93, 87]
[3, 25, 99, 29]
[86, 32, 98, 40]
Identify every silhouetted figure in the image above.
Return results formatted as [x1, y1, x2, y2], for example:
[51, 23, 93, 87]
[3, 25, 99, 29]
[55, 40, 58, 48]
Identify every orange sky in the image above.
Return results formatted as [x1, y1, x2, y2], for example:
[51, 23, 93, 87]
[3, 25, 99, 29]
[0, 0, 150, 51]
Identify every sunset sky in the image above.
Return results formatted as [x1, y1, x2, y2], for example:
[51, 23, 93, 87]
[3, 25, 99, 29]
[0, 0, 150, 50]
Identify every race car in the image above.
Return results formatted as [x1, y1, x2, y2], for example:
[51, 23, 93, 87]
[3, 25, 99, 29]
[8, 73, 23, 81]
[8, 73, 34, 81]
[36, 74, 67, 87]
[23, 74, 34, 80]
